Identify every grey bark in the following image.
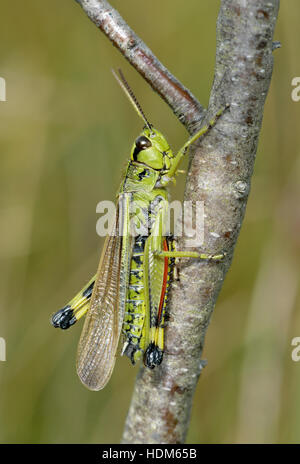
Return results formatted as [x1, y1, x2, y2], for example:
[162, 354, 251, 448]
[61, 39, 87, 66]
[75, 0, 280, 444]
[75, 0, 205, 133]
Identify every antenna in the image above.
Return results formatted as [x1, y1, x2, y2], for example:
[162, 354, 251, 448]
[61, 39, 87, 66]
[112, 68, 152, 131]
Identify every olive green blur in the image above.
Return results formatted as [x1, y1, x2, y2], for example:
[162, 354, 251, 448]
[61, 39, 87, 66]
[0, 0, 299, 444]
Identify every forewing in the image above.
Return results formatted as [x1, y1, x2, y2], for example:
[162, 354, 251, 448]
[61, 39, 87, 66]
[76, 195, 132, 390]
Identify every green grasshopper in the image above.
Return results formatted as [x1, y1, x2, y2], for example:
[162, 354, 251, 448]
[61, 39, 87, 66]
[51, 70, 228, 390]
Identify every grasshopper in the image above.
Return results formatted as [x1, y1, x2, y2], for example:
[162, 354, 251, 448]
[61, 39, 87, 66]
[51, 70, 228, 390]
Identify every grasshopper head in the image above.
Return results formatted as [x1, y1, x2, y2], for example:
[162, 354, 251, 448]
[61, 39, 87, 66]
[131, 127, 173, 172]
[112, 69, 175, 174]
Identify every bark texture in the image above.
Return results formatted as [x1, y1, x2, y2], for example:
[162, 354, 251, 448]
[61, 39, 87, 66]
[75, 0, 205, 133]
[74, 0, 280, 444]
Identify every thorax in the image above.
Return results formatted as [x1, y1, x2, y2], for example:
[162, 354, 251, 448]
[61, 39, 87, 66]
[119, 161, 168, 235]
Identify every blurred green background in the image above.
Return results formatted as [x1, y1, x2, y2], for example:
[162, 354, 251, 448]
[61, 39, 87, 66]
[0, 0, 299, 444]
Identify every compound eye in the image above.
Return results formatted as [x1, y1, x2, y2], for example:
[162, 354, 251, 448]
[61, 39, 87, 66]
[135, 136, 152, 150]
[133, 136, 152, 161]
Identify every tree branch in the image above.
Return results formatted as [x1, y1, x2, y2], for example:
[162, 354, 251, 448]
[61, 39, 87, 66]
[75, 0, 280, 444]
[75, 0, 205, 133]
[121, 0, 280, 444]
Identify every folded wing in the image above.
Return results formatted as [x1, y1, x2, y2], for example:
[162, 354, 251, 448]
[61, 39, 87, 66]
[76, 195, 132, 390]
